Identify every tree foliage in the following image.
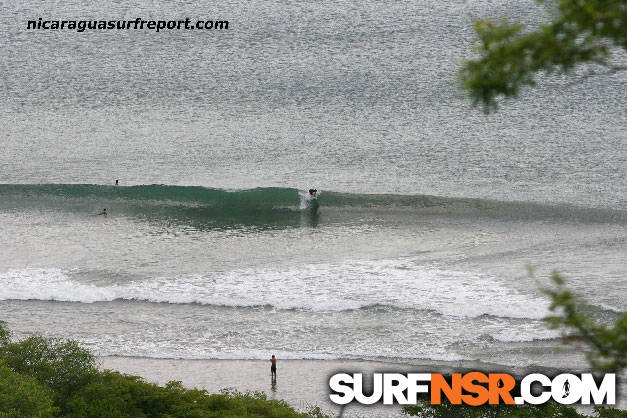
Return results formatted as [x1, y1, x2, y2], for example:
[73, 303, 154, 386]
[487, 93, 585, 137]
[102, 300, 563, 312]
[461, 0, 626, 112]
[544, 272, 627, 373]
[0, 364, 59, 417]
[404, 398, 583, 417]
[0, 321, 10, 347]
[403, 397, 626, 418]
[0, 335, 97, 403]
[63, 373, 317, 418]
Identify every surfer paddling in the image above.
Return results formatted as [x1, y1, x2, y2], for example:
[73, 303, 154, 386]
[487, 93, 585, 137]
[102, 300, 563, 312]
[96, 208, 107, 217]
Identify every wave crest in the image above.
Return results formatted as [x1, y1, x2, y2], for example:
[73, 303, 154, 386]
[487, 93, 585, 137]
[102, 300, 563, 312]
[1, 184, 623, 224]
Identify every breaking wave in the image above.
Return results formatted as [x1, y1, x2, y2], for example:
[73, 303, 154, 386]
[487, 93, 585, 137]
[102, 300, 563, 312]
[0, 184, 623, 225]
[0, 263, 557, 320]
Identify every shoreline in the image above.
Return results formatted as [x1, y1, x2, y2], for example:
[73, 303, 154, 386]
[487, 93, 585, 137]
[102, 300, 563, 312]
[99, 354, 567, 374]
[98, 356, 599, 417]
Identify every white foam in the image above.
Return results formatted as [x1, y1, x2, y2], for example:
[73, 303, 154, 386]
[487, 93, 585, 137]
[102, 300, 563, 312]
[0, 269, 119, 302]
[0, 261, 550, 319]
[490, 327, 559, 342]
[298, 189, 319, 210]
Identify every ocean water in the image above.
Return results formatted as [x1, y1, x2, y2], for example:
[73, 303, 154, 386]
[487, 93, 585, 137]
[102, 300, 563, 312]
[0, 0, 625, 372]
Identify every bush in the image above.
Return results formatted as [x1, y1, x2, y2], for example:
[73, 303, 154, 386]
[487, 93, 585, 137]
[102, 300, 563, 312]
[63, 372, 314, 417]
[402, 397, 625, 418]
[0, 363, 59, 417]
[0, 321, 10, 347]
[596, 407, 627, 418]
[0, 335, 97, 404]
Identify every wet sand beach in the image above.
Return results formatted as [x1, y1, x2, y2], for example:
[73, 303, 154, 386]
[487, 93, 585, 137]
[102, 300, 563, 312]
[99, 357, 560, 417]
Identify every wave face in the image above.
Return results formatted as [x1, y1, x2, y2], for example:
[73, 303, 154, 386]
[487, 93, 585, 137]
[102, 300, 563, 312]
[0, 184, 299, 209]
[0, 184, 623, 225]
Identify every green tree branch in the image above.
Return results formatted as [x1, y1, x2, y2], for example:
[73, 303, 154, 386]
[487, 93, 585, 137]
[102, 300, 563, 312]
[461, 0, 626, 112]
[543, 272, 627, 373]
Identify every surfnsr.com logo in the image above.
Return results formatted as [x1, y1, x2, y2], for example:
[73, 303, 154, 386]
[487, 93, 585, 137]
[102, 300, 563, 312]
[329, 372, 616, 406]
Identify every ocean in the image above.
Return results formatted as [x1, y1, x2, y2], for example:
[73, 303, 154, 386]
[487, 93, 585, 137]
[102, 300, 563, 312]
[1, 0, 625, 374]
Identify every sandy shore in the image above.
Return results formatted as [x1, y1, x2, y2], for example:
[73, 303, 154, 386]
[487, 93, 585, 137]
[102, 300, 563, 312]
[99, 357, 550, 417]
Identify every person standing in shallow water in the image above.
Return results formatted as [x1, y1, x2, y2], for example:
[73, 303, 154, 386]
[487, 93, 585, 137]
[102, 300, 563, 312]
[270, 355, 277, 380]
